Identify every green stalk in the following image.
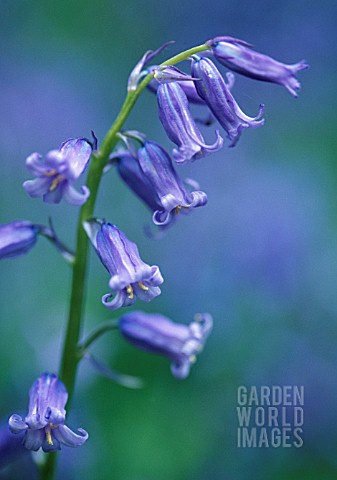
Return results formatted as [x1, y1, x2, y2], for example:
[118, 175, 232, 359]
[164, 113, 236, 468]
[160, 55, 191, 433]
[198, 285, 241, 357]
[40, 42, 209, 480]
[78, 319, 119, 355]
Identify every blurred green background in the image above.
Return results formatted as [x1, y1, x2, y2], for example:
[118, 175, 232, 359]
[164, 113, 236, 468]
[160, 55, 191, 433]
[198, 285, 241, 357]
[1, 0, 337, 479]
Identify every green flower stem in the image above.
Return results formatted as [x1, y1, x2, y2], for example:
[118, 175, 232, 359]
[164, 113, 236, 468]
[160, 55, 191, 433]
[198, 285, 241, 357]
[38, 453, 57, 480]
[160, 43, 209, 66]
[40, 42, 209, 480]
[78, 319, 119, 355]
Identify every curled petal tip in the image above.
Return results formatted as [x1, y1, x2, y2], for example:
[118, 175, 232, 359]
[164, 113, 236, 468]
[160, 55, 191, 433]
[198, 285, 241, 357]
[53, 425, 89, 448]
[8, 415, 28, 434]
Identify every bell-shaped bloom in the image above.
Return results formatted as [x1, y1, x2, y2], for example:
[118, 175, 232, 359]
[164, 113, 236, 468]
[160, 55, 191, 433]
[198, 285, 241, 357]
[0, 220, 39, 259]
[191, 56, 264, 147]
[119, 311, 213, 379]
[137, 139, 208, 224]
[109, 136, 208, 227]
[8, 373, 88, 452]
[206, 36, 308, 97]
[23, 138, 92, 205]
[157, 82, 223, 163]
[84, 219, 163, 310]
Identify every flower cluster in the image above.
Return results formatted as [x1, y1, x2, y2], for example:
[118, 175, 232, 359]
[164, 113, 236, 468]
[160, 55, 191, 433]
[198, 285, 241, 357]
[0, 35, 307, 466]
[144, 36, 307, 156]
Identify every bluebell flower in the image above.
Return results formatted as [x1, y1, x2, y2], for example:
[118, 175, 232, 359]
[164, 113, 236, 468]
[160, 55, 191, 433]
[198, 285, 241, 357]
[84, 219, 163, 310]
[8, 373, 88, 452]
[110, 134, 208, 227]
[157, 82, 223, 163]
[191, 56, 264, 147]
[0, 220, 39, 259]
[137, 140, 208, 222]
[206, 36, 308, 97]
[119, 311, 213, 379]
[23, 138, 92, 205]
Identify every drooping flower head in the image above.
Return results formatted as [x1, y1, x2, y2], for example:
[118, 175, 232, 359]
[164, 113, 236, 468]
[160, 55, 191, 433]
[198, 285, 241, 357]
[0, 221, 39, 259]
[119, 311, 213, 379]
[206, 36, 309, 97]
[23, 138, 92, 205]
[84, 219, 163, 310]
[157, 80, 223, 163]
[110, 132, 208, 227]
[8, 373, 88, 452]
[112, 150, 165, 213]
[191, 56, 264, 147]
